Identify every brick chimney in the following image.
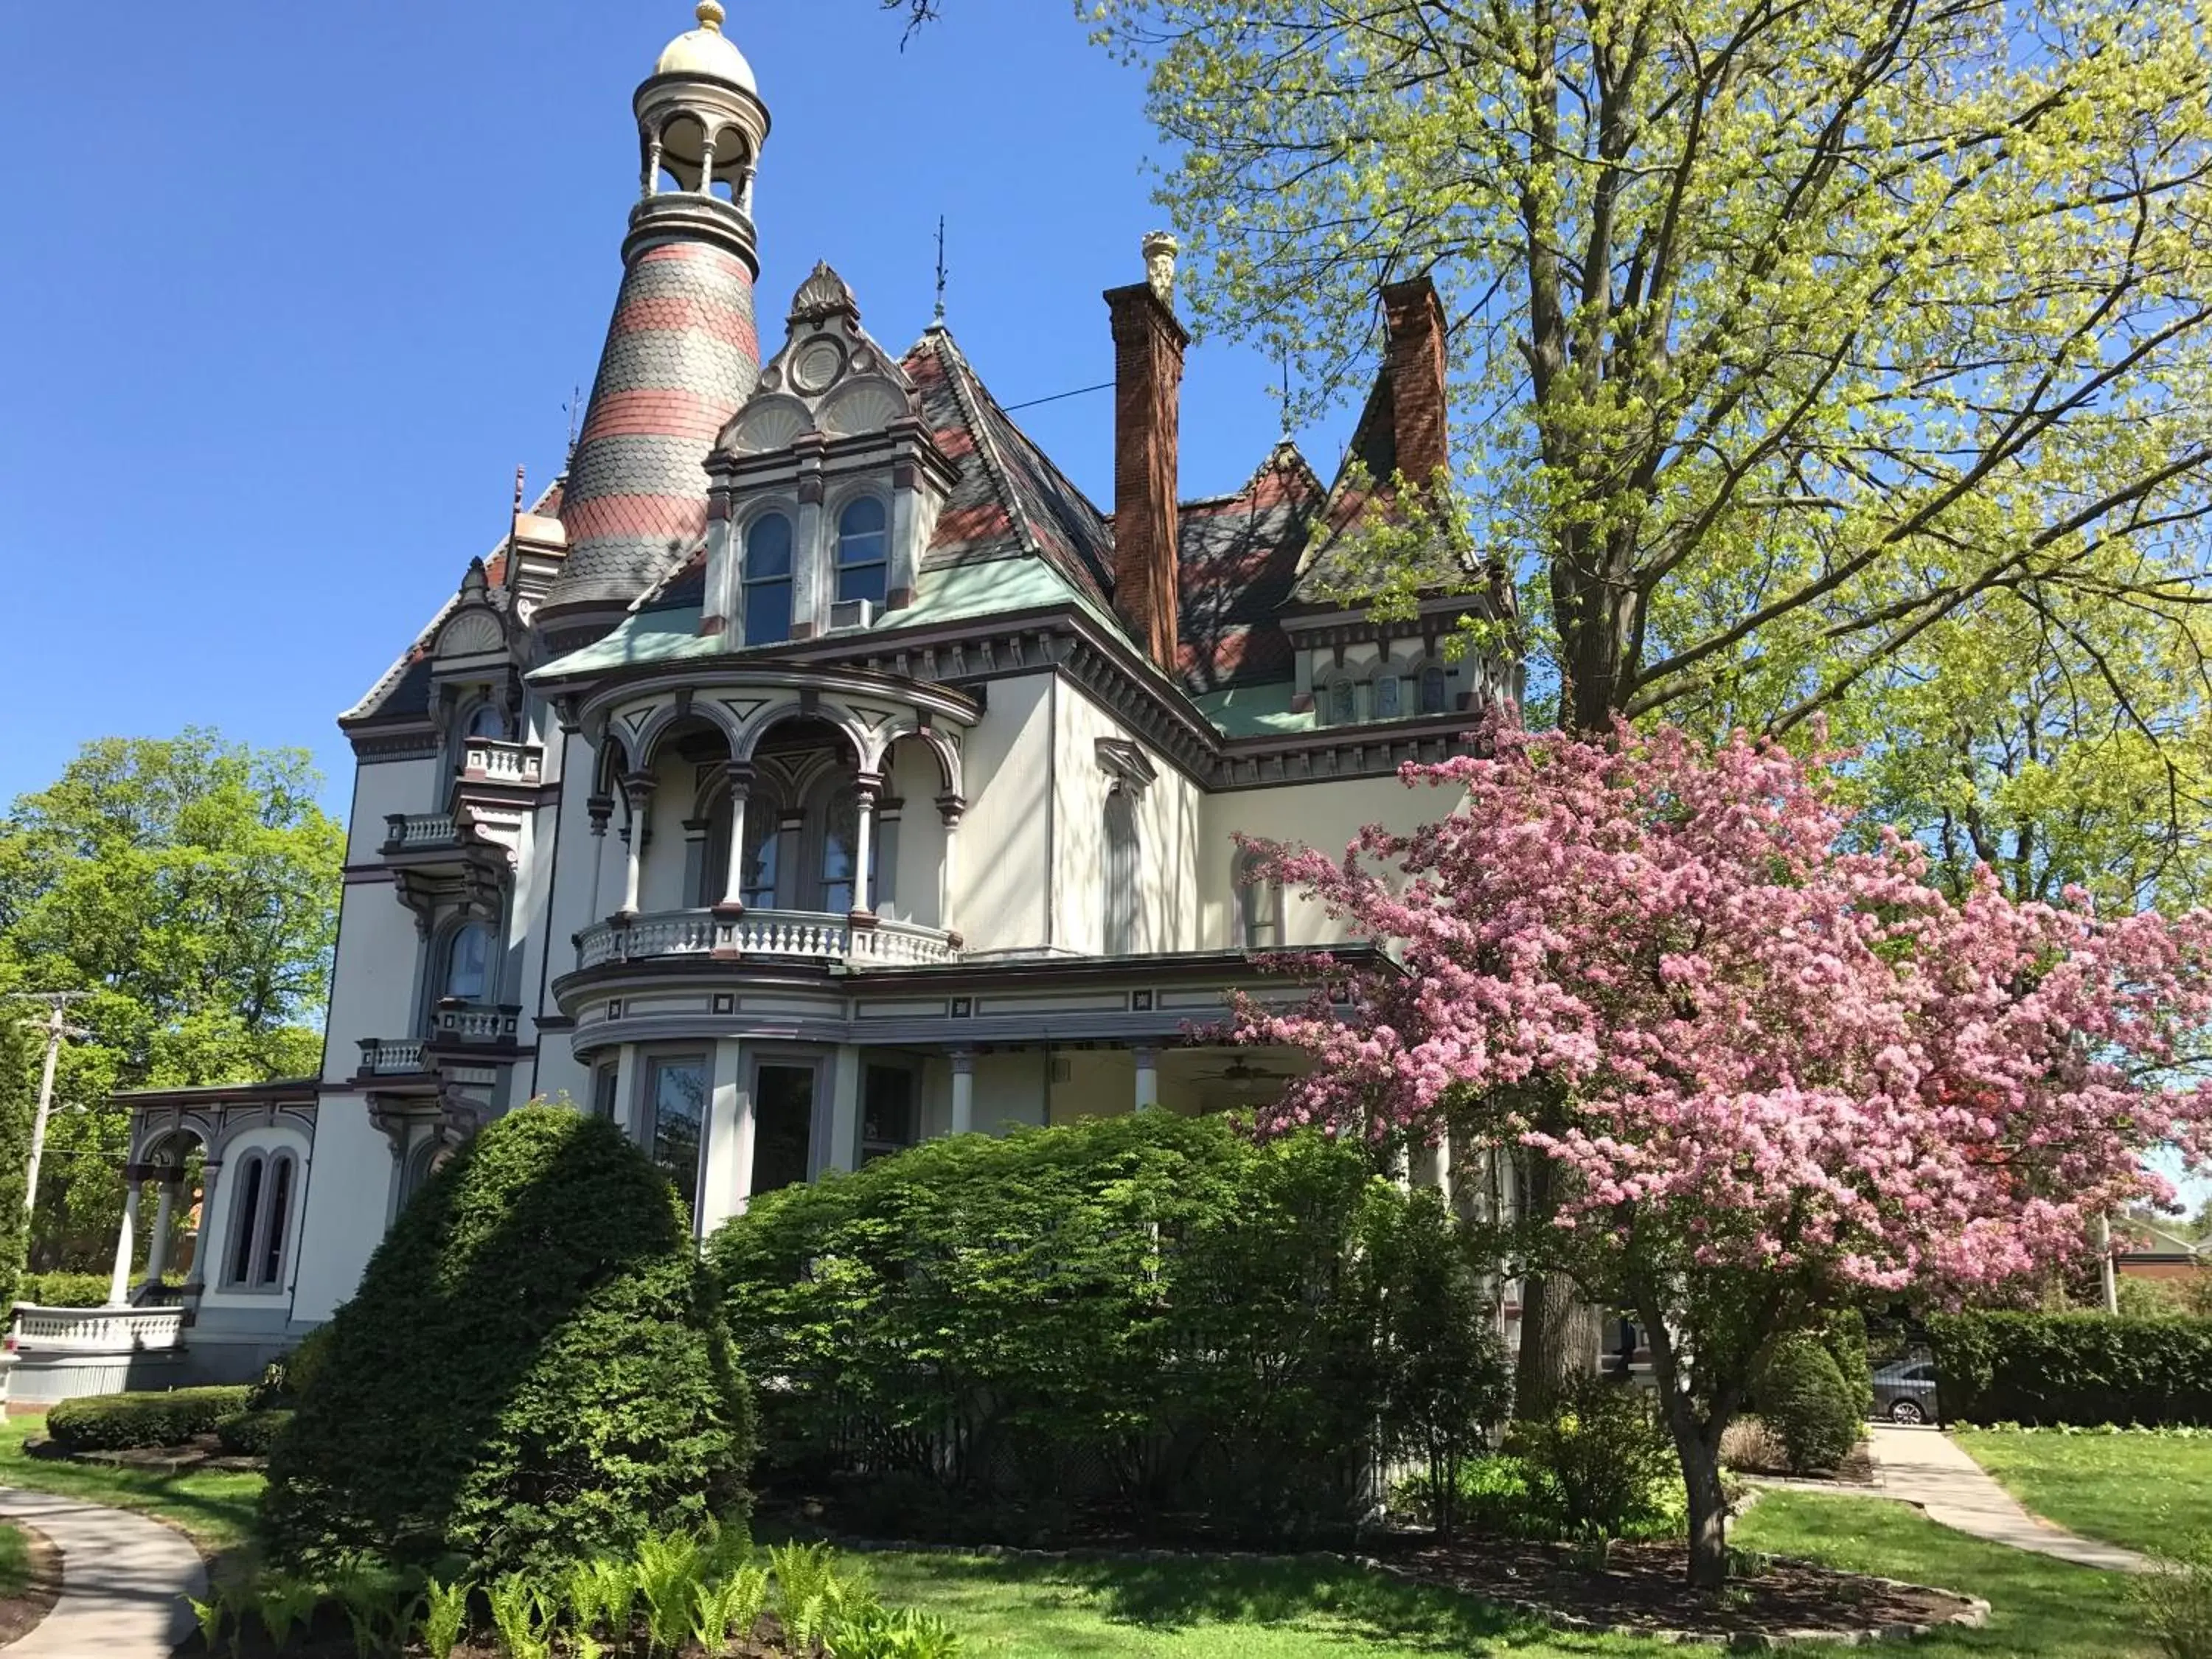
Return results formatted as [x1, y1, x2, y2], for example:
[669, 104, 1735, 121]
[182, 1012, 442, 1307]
[1382, 276, 1450, 493]
[1105, 232, 1189, 675]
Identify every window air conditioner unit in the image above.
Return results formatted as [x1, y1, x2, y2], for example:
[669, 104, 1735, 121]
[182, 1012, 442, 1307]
[830, 598, 876, 631]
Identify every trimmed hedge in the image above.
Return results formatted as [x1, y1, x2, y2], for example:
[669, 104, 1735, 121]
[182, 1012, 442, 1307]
[215, 1408, 293, 1458]
[16, 1273, 112, 1309]
[47, 1385, 251, 1451]
[1930, 1310, 2212, 1426]
[260, 1105, 754, 1578]
[713, 1112, 1508, 1543]
[1755, 1335, 1860, 1472]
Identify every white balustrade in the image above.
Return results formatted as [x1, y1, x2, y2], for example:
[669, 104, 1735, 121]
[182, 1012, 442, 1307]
[10, 1304, 184, 1352]
[385, 813, 459, 850]
[358, 1039, 427, 1075]
[434, 1005, 513, 1043]
[461, 738, 544, 785]
[575, 909, 960, 972]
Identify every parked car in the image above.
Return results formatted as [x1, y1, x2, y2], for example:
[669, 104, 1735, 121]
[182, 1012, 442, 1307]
[1871, 1359, 1938, 1423]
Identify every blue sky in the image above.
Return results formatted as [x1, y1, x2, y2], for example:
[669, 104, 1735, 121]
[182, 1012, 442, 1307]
[0, 1, 1353, 810]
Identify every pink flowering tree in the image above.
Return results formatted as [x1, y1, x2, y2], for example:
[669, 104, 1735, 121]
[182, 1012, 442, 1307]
[1235, 722, 2212, 1587]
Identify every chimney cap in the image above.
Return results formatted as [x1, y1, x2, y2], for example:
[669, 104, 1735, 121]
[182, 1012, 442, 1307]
[1143, 231, 1180, 307]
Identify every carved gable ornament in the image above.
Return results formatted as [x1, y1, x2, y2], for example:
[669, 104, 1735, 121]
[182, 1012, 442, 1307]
[432, 560, 509, 660]
[720, 262, 922, 456]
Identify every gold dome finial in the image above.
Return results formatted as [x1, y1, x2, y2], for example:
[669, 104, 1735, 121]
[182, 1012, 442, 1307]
[697, 1, 726, 29]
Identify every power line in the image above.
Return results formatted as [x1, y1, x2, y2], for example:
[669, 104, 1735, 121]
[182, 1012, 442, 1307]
[1000, 380, 1116, 414]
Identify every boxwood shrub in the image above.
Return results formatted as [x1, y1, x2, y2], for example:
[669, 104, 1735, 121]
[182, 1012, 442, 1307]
[260, 1105, 754, 1576]
[1754, 1334, 1860, 1472]
[47, 1385, 251, 1451]
[215, 1408, 293, 1458]
[1930, 1310, 2212, 1426]
[713, 1112, 1508, 1543]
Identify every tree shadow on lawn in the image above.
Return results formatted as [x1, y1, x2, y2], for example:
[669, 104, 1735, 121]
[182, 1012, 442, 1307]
[1733, 1491, 2152, 1658]
[900, 1552, 1641, 1654]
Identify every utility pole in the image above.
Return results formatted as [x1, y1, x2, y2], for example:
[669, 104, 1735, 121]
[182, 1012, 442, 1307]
[6, 993, 94, 1225]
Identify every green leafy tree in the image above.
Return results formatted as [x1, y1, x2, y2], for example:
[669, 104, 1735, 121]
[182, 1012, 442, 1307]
[0, 731, 342, 1267]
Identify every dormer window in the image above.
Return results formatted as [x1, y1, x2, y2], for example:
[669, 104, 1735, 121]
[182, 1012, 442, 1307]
[744, 513, 795, 644]
[1419, 665, 1449, 714]
[465, 701, 509, 740]
[836, 498, 888, 607]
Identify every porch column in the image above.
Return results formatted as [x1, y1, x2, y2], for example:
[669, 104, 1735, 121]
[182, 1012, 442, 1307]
[106, 1169, 144, 1307]
[717, 764, 754, 912]
[730, 1063, 759, 1216]
[139, 1175, 178, 1295]
[949, 1049, 975, 1135]
[1133, 1046, 1161, 1111]
[937, 794, 964, 936]
[181, 1161, 220, 1311]
[849, 773, 880, 922]
[618, 772, 656, 917]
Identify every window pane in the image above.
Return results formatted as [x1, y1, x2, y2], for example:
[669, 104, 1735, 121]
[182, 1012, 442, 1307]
[648, 1058, 708, 1213]
[445, 922, 490, 1001]
[818, 790, 858, 915]
[860, 1065, 917, 1162]
[1419, 667, 1449, 714]
[229, 1158, 263, 1284]
[592, 1065, 619, 1120]
[467, 702, 509, 740]
[1374, 674, 1401, 718]
[742, 801, 781, 908]
[746, 513, 794, 578]
[838, 559, 887, 607]
[752, 1065, 815, 1195]
[261, 1158, 292, 1287]
[1329, 681, 1356, 724]
[838, 499, 889, 608]
[744, 577, 793, 645]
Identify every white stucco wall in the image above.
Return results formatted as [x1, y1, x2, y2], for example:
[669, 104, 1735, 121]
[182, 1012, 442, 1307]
[288, 1095, 395, 1324]
[321, 880, 427, 1080]
[344, 756, 439, 863]
[1203, 771, 1461, 946]
[950, 673, 1053, 953]
[1050, 684, 1206, 956]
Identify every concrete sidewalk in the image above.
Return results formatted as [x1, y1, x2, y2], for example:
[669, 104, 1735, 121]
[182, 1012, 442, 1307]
[0, 1487, 206, 1656]
[1865, 1425, 2150, 1573]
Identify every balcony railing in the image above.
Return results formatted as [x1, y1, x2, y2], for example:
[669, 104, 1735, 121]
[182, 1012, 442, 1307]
[10, 1304, 184, 1352]
[430, 1003, 521, 1044]
[576, 908, 961, 972]
[383, 812, 460, 852]
[461, 738, 543, 786]
[358, 1038, 428, 1076]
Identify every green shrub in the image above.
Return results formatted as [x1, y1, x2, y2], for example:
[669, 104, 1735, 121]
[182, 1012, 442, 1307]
[16, 1272, 113, 1310]
[260, 1105, 755, 1578]
[1820, 1309, 1875, 1423]
[1507, 1375, 1680, 1540]
[246, 1324, 334, 1411]
[46, 1385, 251, 1450]
[1930, 1310, 2212, 1427]
[2134, 1534, 2212, 1659]
[1755, 1334, 1860, 1473]
[712, 1113, 1507, 1543]
[215, 1408, 293, 1458]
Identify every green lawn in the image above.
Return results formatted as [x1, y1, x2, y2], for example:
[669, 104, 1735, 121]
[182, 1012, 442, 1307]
[0, 1412, 2157, 1657]
[0, 1521, 29, 1601]
[1954, 1427, 2212, 1557]
[0, 1414, 262, 1556]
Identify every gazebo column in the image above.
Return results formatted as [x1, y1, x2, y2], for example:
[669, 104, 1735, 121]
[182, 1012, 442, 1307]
[618, 772, 656, 917]
[181, 1160, 220, 1314]
[849, 773, 881, 924]
[716, 764, 754, 913]
[936, 793, 964, 936]
[1133, 1046, 1161, 1111]
[139, 1174, 179, 1297]
[105, 1167, 145, 1307]
[949, 1049, 975, 1135]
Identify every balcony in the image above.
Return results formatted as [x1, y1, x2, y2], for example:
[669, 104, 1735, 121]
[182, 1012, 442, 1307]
[357, 1038, 428, 1077]
[575, 908, 961, 973]
[459, 737, 543, 788]
[385, 812, 462, 852]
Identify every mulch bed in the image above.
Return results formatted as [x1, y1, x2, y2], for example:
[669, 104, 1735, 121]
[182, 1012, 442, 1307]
[0, 1523, 65, 1649]
[1363, 1534, 1984, 1646]
[24, 1433, 264, 1473]
[180, 1611, 815, 1656]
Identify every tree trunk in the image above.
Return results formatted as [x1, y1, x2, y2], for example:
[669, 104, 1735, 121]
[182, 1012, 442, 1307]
[1509, 1149, 1601, 1416]
[1677, 1423, 1730, 1590]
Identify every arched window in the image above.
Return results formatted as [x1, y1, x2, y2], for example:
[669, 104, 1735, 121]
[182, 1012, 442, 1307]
[465, 700, 509, 740]
[1328, 678, 1357, 726]
[698, 780, 785, 909]
[818, 786, 860, 915]
[1373, 672, 1402, 720]
[226, 1150, 296, 1290]
[1104, 790, 1138, 954]
[1419, 664, 1450, 714]
[743, 513, 795, 644]
[1237, 848, 1282, 950]
[835, 498, 888, 608]
[442, 921, 493, 1004]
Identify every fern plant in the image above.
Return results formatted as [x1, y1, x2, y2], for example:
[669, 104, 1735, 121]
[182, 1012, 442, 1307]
[254, 1572, 321, 1649]
[691, 1562, 770, 1652]
[634, 1531, 706, 1655]
[419, 1576, 473, 1659]
[486, 1572, 554, 1659]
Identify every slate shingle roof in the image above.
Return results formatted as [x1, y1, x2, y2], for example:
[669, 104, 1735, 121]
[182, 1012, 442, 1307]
[1175, 442, 1324, 692]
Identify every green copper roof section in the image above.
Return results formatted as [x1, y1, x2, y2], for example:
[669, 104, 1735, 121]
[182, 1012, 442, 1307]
[1190, 679, 1317, 737]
